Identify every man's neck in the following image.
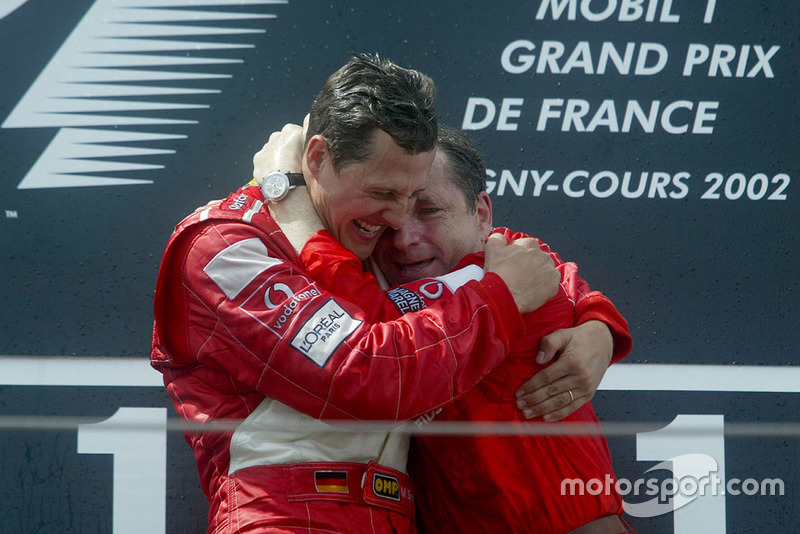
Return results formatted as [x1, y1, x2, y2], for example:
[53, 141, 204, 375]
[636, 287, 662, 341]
[365, 257, 391, 290]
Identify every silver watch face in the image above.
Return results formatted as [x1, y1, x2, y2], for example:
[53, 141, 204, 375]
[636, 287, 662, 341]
[261, 172, 290, 201]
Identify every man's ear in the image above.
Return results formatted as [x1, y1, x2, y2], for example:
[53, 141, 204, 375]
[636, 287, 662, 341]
[304, 134, 328, 182]
[475, 191, 493, 241]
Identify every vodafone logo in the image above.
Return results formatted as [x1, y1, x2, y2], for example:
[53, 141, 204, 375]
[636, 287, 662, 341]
[268, 287, 320, 332]
[1, 0, 285, 190]
[418, 281, 445, 300]
[264, 283, 294, 310]
[228, 194, 250, 211]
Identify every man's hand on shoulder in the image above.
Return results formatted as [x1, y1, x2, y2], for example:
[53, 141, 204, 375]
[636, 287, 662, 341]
[483, 233, 559, 314]
[514, 320, 614, 421]
[253, 123, 305, 181]
[253, 122, 323, 254]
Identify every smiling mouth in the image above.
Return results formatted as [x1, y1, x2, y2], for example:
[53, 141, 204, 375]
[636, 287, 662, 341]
[354, 218, 383, 237]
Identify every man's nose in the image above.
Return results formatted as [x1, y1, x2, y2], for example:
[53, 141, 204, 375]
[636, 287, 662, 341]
[389, 218, 423, 251]
[381, 197, 412, 230]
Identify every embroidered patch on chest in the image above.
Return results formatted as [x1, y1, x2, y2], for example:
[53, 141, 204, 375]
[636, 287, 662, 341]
[290, 298, 362, 367]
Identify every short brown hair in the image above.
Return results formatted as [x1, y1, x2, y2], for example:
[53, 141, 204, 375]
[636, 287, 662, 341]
[306, 53, 438, 170]
[437, 126, 487, 212]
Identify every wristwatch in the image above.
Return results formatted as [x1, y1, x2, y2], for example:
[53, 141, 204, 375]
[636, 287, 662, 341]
[260, 171, 305, 202]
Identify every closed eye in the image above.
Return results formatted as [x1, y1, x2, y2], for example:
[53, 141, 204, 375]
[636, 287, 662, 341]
[417, 207, 442, 218]
[369, 191, 396, 201]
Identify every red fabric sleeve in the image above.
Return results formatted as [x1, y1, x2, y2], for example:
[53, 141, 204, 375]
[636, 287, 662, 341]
[153, 223, 523, 423]
[302, 227, 631, 364]
[492, 227, 632, 363]
[300, 230, 521, 338]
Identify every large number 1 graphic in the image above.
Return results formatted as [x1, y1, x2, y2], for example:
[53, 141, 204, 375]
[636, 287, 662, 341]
[635, 414, 727, 533]
[77, 407, 167, 534]
[73, 409, 727, 534]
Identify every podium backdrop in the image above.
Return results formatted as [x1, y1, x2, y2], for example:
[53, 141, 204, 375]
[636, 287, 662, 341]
[1, 1, 796, 532]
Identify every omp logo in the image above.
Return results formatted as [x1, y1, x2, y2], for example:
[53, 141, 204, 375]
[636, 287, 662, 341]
[1, 0, 285, 189]
[372, 473, 401, 502]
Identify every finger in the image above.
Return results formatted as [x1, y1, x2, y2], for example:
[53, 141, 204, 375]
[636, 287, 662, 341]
[517, 379, 577, 418]
[280, 124, 302, 146]
[536, 329, 570, 365]
[483, 233, 508, 263]
[521, 387, 581, 420]
[542, 393, 587, 422]
[515, 359, 570, 401]
[485, 232, 507, 250]
[507, 236, 538, 250]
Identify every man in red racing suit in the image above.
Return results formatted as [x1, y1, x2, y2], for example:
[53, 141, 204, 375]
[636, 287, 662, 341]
[151, 182, 553, 533]
[301, 228, 631, 533]
[295, 127, 633, 533]
[151, 54, 564, 533]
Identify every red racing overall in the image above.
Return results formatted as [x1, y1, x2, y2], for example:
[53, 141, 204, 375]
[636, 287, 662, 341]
[301, 228, 632, 533]
[151, 185, 528, 533]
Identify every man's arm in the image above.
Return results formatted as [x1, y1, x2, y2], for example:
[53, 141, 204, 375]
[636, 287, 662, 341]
[500, 229, 632, 421]
[304, 222, 631, 423]
[152, 209, 556, 423]
[252, 122, 325, 255]
[252, 125, 628, 421]
[514, 321, 616, 421]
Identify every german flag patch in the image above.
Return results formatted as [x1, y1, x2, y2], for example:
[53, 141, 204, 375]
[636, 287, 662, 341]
[314, 471, 348, 493]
